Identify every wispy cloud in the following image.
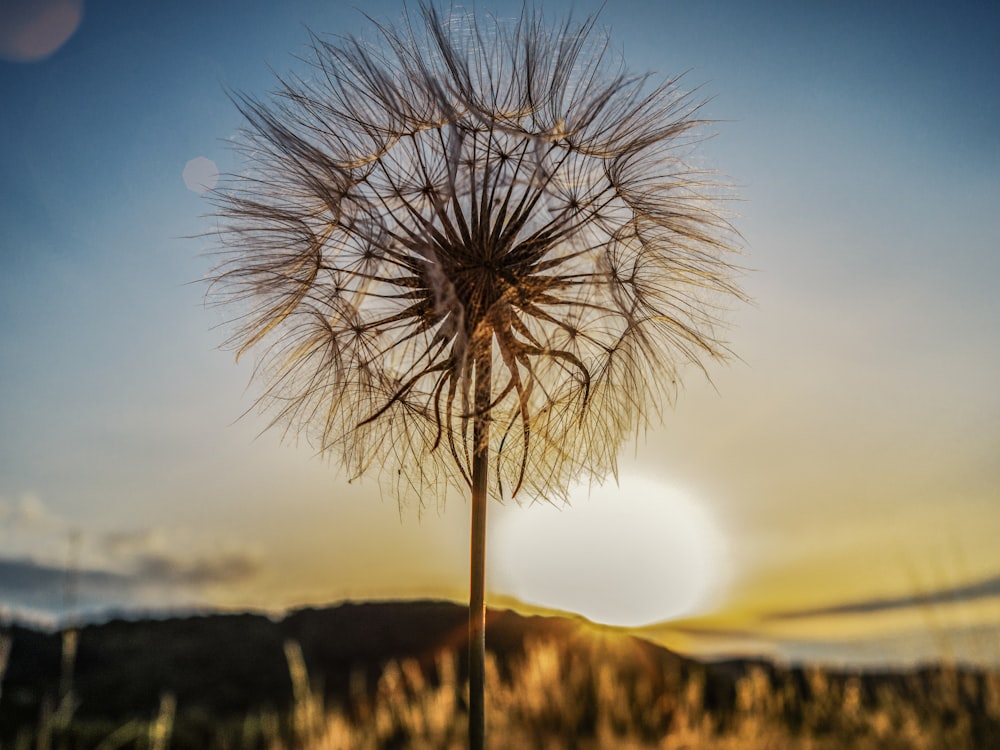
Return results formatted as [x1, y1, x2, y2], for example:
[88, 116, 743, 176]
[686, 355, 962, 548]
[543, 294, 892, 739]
[98, 528, 164, 557]
[0, 557, 131, 621]
[131, 552, 257, 585]
[0, 492, 259, 623]
[0, 493, 63, 532]
[0, 557, 125, 594]
[764, 573, 1000, 621]
[0, 551, 259, 624]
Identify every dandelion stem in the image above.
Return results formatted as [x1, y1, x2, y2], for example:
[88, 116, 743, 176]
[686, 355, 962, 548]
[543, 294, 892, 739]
[468, 332, 492, 750]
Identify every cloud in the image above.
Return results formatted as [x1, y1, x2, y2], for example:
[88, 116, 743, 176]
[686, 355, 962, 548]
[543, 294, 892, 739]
[0, 557, 130, 620]
[0, 557, 123, 594]
[98, 528, 164, 558]
[0, 493, 63, 531]
[0, 493, 259, 623]
[0, 493, 74, 564]
[0, 549, 258, 623]
[131, 552, 257, 585]
[765, 573, 1000, 621]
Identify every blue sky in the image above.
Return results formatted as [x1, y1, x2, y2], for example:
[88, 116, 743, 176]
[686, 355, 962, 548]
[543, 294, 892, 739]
[2, 0, 998, 666]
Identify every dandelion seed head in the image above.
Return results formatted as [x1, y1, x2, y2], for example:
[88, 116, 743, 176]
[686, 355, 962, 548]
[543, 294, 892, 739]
[208, 3, 744, 509]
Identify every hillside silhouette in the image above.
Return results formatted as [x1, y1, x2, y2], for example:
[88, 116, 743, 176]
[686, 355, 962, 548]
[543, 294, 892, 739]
[5, 600, 1000, 749]
[1, 601, 703, 729]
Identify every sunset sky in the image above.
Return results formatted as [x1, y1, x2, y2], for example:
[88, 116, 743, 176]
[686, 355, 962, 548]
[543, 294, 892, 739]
[1, 0, 998, 667]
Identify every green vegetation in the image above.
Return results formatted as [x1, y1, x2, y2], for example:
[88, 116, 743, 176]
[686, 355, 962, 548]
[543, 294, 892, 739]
[2, 603, 999, 749]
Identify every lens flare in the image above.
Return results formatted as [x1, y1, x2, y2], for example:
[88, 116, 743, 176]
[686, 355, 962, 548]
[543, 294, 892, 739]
[183, 157, 219, 194]
[0, 0, 83, 63]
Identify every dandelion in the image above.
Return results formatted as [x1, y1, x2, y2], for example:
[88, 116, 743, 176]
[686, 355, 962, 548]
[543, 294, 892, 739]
[207, 4, 743, 748]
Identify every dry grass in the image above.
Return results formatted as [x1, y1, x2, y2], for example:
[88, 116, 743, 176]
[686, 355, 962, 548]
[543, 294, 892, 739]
[4, 624, 1000, 749]
[249, 635, 1000, 750]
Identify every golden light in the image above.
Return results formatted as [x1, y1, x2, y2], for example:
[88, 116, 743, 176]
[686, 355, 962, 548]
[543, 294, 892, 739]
[490, 476, 728, 627]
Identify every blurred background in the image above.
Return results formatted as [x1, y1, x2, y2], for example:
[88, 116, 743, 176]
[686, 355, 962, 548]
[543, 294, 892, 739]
[1, 0, 998, 668]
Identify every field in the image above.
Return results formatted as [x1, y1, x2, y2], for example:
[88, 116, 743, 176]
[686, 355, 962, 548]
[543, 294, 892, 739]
[2, 602, 998, 749]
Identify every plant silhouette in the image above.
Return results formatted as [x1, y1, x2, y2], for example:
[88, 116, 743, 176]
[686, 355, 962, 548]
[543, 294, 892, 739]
[208, 4, 743, 748]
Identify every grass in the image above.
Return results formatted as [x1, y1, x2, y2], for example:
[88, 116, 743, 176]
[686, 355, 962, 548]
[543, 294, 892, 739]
[3, 620, 1000, 749]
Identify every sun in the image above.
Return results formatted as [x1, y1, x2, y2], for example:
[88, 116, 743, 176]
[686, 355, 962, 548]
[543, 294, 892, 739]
[489, 475, 728, 627]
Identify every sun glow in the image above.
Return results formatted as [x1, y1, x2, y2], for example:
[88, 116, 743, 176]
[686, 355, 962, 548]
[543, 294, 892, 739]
[490, 476, 728, 627]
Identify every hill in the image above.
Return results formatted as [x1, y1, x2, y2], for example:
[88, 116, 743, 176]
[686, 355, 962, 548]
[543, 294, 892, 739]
[1, 601, 702, 730]
[4, 601, 1000, 749]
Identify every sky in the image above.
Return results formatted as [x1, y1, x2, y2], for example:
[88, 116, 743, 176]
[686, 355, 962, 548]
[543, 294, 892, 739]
[1, 0, 998, 667]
